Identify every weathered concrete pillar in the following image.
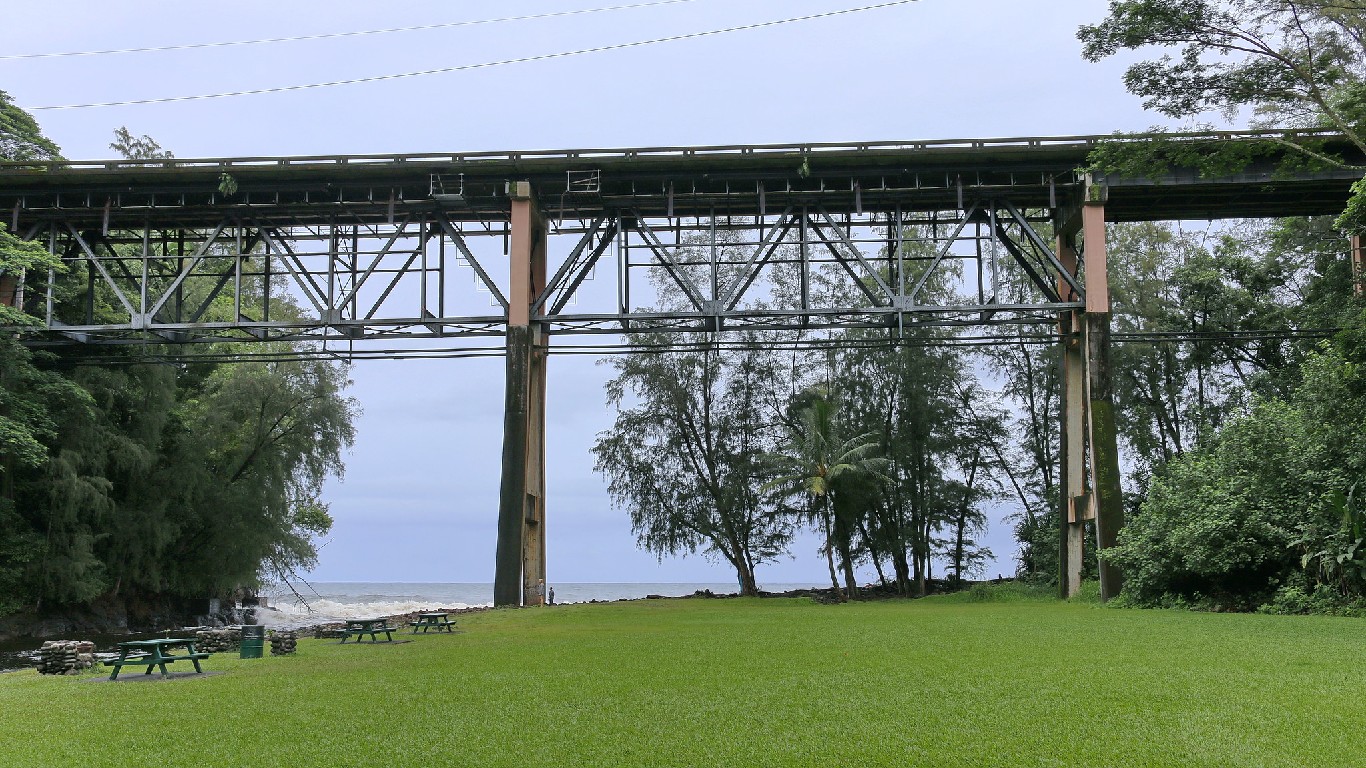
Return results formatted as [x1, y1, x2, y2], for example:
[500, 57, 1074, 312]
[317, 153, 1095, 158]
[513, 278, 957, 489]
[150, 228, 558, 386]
[1055, 234, 1088, 598]
[1081, 185, 1125, 601]
[494, 182, 548, 607]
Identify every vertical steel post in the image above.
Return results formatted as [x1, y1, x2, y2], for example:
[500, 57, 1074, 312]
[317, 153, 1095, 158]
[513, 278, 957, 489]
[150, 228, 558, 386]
[1055, 234, 1087, 598]
[1081, 184, 1125, 601]
[799, 207, 810, 313]
[1351, 233, 1364, 297]
[140, 225, 150, 316]
[495, 182, 548, 607]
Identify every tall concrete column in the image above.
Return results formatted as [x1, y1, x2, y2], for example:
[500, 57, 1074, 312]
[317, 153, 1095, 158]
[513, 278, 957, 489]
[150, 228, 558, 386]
[494, 182, 548, 607]
[1081, 185, 1125, 601]
[1055, 234, 1088, 598]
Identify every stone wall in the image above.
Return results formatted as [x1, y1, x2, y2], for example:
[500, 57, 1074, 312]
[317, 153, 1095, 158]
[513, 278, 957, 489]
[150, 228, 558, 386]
[269, 630, 297, 655]
[35, 641, 95, 675]
[194, 628, 241, 653]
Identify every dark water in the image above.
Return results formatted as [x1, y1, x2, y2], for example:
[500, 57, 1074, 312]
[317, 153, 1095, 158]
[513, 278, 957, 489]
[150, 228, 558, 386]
[0, 630, 186, 674]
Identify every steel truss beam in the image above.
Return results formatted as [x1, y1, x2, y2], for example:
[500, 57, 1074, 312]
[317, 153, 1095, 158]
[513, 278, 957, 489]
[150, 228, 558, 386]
[15, 194, 1083, 347]
[532, 201, 1083, 338]
[20, 213, 509, 346]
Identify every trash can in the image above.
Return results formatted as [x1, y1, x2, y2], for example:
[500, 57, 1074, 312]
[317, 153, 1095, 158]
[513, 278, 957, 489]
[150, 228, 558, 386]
[239, 625, 265, 659]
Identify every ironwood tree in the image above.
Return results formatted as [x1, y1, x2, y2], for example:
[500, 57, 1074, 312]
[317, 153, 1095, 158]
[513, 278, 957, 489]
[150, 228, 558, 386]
[0, 107, 360, 618]
[593, 333, 793, 596]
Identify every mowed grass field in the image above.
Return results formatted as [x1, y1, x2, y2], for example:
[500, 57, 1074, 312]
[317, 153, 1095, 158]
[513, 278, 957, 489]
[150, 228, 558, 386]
[1, 593, 1361, 767]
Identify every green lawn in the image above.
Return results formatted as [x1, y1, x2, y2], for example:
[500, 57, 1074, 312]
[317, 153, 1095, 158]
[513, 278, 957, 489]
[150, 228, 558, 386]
[1, 594, 1360, 767]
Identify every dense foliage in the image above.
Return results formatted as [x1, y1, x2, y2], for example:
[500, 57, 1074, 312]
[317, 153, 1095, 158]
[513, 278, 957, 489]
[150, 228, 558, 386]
[1072, 1, 1366, 611]
[1111, 313, 1366, 610]
[0, 104, 357, 618]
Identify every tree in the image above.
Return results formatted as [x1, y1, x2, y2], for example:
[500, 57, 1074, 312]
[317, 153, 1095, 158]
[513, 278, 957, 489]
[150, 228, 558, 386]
[1109, 307, 1366, 609]
[593, 221, 799, 596]
[594, 335, 793, 596]
[109, 126, 173, 161]
[164, 353, 356, 591]
[978, 228, 1065, 584]
[766, 387, 885, 600]
[832, 329, 987, 595]
[0, 115, 360, 618]
[941, 383, 1004, 584]
[0, 90, 60, 162]
[1080, 1, 1366, 145]
[1079, 1, 1366, 227]
[0, 224, 93, 613]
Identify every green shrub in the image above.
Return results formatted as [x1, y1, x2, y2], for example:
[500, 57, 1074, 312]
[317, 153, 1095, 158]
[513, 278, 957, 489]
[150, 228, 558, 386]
[1069, 579, 1101, 604]
[959, 580, 1054, 603]
[1257, 584, 1366, 617]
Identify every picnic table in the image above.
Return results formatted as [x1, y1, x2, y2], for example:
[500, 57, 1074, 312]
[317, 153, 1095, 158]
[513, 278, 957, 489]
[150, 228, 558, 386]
[105, 638, 209, 680]
[340, 617, 399, 643]
[409, 612, 457, 634]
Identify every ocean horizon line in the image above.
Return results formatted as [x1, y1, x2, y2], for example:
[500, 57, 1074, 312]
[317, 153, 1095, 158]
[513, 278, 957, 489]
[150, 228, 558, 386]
[257, 581, 830, 629]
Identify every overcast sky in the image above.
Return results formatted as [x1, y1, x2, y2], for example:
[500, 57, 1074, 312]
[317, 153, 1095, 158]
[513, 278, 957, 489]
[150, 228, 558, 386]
[0, 1, 1186, 587]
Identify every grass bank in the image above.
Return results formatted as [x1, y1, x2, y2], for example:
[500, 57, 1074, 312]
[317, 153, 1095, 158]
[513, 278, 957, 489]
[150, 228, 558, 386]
[1, 595, 1359, 767]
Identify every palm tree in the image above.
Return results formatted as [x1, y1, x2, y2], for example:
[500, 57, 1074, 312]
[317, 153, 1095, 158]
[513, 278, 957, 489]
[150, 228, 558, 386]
[765, 388, 886, 601]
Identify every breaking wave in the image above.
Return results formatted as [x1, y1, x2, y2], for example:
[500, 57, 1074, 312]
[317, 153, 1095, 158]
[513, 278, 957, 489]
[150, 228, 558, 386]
[259, 598, 485, 629]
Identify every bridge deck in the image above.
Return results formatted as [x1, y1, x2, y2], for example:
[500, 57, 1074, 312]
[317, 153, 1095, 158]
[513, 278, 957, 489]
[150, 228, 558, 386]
[1, 131, 1359, 227]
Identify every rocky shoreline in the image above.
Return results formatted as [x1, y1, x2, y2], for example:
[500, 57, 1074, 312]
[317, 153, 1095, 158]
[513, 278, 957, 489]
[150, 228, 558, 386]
[0, 596, 252, 644]
[297, 605, 492, 638]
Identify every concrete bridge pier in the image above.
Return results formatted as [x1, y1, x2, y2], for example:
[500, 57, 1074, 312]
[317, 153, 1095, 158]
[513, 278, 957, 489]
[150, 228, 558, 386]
[494, 182, 549, 608]
[1083, 192, 1126, 601]
[1057, 185, 1126, 601]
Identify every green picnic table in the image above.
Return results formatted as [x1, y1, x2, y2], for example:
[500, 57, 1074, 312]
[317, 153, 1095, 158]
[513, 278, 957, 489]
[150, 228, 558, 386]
[409, 612, 457, 633]
[105, 638, 209, 680]
[340, 617, 399, 643]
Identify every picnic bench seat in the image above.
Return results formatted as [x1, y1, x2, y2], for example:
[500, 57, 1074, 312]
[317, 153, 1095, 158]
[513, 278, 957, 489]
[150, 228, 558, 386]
[408, 618, 457, 632]
[340, 621, 399, 643]
[103, 652, 211, 669]
[104, 639, 210, 679]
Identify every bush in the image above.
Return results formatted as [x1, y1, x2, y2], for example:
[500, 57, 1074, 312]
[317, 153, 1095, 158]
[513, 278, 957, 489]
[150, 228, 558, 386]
[1069, 580, 1101, 604]
[960, 581, 1054, 603]
[1107, 391, 1351, 608]
[1257, 584, 1366, 617]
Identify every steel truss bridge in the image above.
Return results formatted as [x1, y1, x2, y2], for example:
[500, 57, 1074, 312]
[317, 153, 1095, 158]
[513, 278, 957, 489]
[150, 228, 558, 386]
[1, 130, 1361, 605]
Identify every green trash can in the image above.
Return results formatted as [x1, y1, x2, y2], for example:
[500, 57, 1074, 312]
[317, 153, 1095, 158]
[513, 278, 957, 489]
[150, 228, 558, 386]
[239, 625, 265, 659]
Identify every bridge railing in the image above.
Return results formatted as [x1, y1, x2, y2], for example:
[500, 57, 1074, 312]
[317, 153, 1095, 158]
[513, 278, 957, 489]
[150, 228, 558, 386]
[0, 129, 1348, 174]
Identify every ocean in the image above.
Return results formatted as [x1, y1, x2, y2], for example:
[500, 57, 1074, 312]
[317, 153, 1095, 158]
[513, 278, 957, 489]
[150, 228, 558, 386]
[257, 581, 826, 629]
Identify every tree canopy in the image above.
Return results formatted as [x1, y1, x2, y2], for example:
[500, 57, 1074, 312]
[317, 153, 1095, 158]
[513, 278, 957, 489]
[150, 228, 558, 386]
[1080, 1, 1366, 145]
[0, 103, 359, 620]
[0, 90, 60, 162]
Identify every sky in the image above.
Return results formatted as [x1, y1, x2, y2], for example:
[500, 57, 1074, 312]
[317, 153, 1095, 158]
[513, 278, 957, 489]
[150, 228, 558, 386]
[0, 0, 1187, 587]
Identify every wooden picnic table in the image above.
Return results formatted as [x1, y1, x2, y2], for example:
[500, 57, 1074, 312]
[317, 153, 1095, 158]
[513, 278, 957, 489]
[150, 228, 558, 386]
[340, 617, 399, 643]
[105, 638, 209, 680]
[409, 612, 457, 634]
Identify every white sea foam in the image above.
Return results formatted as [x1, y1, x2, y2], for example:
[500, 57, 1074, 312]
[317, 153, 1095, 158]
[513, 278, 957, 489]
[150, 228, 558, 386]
[254, 582, 822, 630]
[259, 598, 484, 628]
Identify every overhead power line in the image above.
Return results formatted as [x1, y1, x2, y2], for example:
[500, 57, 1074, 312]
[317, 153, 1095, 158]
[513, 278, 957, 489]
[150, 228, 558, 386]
[50, 325, 1339, 367]
[31, 0, 919, 110]
[0, 0, 703, 60]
